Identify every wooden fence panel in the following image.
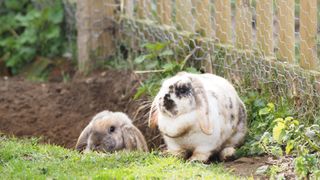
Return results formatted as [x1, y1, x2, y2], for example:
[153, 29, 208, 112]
[300, 0, 318, 70]
[91, 0, 116, 58]
[214, 0, 231, 44]
[157, 0, 172, 25]
[176, 0, 194, 32]
[278, 0, 295, 63]
[256, 0, 273, 56]
[77, 0, 91, 72]
[122, 0, 134, 17]
[192, 0, 212, 37]
[235, 0, 252, 49]
[137, 0, 152, 19]
[77, 0, 117, 72]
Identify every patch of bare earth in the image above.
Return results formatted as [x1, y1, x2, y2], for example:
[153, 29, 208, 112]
[0, 70, 161, 149]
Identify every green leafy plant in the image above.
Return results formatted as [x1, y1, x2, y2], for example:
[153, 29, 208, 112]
[252, 113, 320, 158]
[133, 42, 199, 99]
[237, 92, 320, 178]
[0, 0, 68, 74]
[294, 153, 320, 178]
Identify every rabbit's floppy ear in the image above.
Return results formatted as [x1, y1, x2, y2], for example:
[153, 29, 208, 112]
[75, 124, 92, 152]
[148, 98, 158, 129]
[121, 125, 149, 152]
[191, 77, 213, 135]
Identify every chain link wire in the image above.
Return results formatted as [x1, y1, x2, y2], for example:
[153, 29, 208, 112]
[75, 0, 320, 121]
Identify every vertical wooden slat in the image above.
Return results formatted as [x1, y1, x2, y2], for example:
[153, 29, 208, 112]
[137, 0, 152, 19]
[157, 0, 172, 25]
[300, 0, 318, 69]
[175, 0, 194, 32]
[91, 0, 116, 56]
[102, 0, 117, 54]
[235, 0, 252, 49]
[256, 0, 273, 56]
[77, 0, 91, 72]
[278, 0, 295, 63]
[214, 0, 232, 44]
[123, 0, 134, 17]
[77, 0, 117, 72]
[89, 0, 103, 57]
[192, 0, 212, 37]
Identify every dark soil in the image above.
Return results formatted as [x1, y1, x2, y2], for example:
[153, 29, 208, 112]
[0, 70, 161, 149]
[0, 70, 269, 177]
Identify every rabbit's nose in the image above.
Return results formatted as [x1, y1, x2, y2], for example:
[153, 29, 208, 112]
[163, 94, 175, 110]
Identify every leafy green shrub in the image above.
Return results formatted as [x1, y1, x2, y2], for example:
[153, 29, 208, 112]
[238, 92, 320, 178]
[133, 42, 199, 99]
[0, 0, 68, 74]
[294, 154, 320, 178]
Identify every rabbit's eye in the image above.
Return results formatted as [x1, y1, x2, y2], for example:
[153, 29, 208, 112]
[109, 126, 116, 133]
[177, 85, 189, 94]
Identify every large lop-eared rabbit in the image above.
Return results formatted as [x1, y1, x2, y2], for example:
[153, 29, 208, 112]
[76, 111, 148, 153]
[149, 72, 247, 162]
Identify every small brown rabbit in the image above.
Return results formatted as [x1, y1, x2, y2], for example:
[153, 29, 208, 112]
[76, 111, 148, 153]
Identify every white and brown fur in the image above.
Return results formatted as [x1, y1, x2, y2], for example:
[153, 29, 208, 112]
[76, 111, 148, 153]
[149, 72, 247, 162]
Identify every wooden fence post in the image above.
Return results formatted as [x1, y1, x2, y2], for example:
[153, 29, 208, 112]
[300, 0, 318, 69]
[137, 0, 152, 19]
[235, 0, 252, 49]
[175, 0, 194, 32]
[157, 0, 172, 25]
[214, 0, 232, 44]
[77, 0, 91, 72]
[77, 0, 117, 73]
[278, 0, 295, 63]
[256, 0, 273, 56]
[122, 0, 134, 17]
[192, 0, 213, 73]
[192, 0, 212, 37]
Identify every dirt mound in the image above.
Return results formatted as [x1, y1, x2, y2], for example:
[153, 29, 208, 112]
[0, 70, 161, 149]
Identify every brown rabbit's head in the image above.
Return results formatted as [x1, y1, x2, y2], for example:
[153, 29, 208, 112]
[76, 111, 148, 153]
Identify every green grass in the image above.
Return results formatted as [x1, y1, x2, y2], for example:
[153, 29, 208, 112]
[0, 136, 241, 179]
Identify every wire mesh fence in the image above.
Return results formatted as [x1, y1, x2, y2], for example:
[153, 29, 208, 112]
[76, 0, 320, 121]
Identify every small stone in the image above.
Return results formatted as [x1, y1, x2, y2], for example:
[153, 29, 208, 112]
[100, 71, 107, 77]
[85, 78, 94, 84]
[234, 157, 255, 164]
[255, 165, 269, 175]
[305, 130, 316, 139]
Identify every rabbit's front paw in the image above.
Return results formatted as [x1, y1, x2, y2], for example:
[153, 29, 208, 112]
[219, 147, 236, 161]
[188, 151, 211, 163]
[164, 149, 187, 159]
